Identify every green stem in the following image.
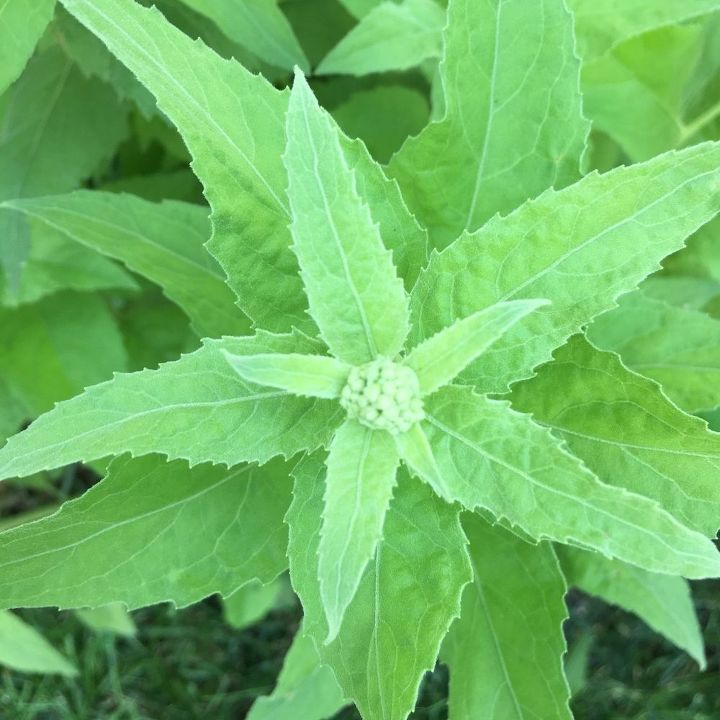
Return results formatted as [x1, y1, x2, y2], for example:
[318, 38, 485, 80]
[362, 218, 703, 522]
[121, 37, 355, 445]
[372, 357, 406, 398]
[680, 99, 720, 144]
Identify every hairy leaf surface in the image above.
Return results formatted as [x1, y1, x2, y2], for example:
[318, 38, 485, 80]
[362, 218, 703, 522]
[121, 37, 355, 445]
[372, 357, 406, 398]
[419, 385, 720, 579]
[288, 456, 471, 720]
[411, 143, 720, 393]
[0, 332, 341, 481]
[511, 335, 720, 537]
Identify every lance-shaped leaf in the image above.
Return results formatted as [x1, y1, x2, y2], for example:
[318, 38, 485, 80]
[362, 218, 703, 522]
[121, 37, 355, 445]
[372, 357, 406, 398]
[389, 0, 588, 249]
[566, 0, 720, 61]
[285, 71, 409, 364]
[406, 299, 548, 396]
[0, 0, 55, 95]
[319, 420, 399, 641]
[444, 516, 572, 720]
[0, 455, 292, 610]
[510, 335, 720, 538]
[5, 191, 249, 339]
[587, 291, 720, 413]
[417, 385, 720, 579]
[247, 628, 347, 720]
[177, 0, 309, 71]
[0, 611, 77, 677]
[0, 331, 341, 482]
[558, 546, 706, 668]
[223, 352, 349, 399]
[60, 0, 427, 330]
[60, 0, 304, 331]
[317, 0, 445, 76]
[288, 455, 471, 720]
[411, 142, 720, 394]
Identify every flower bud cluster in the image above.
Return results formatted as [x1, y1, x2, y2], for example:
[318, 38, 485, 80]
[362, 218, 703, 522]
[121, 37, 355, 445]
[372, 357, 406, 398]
[340, 357, 424, 434]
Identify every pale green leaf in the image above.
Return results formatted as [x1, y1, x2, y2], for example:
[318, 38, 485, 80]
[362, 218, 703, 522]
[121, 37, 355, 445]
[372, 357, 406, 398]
[0, 0, 55, 95]
[0, 455, 292, 610]
[0, 292, 127, 418]
[319, 420, 399, 641]
[587, 291, 720, 413]
[246, 629, 347, 720]
[406, 299, 547, 396]
[0, 46, 128, 297]
[331, 86, 430, 164]
[223, 352, 349, 399]
[0, 611, 77, 676]
[76, 603, 137, 637]
[420, 385, 720, 579]
[411, 142, 720, 394]
[60, 0, 305, 331]
[510, 335, 720, 538]
[0, 331, 341, 482]
[178, 0, 308, 71]
[61, 0, 426, 326]
[223, 578, 283, 631]
[285, 71, 409, 364]
[317, 0, 444, 76]
[558, 546, 706, 668]
[389, 0, 588, 249]
[5, 191, 249, 338]
[445, 516, 571, 720]
[640, 276, 720, 311]
[288, 455, 471, 720]
[582, 25, 704, 161]
[566, 0, 720, 61]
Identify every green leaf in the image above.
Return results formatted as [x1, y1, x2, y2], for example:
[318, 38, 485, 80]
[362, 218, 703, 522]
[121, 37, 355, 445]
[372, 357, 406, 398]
[411, 142, 720, 394]
[558, 546, 706, 668]
[388, 0, 588, 249]
[640, 276, 720, 311]
[587, 291, 720, 413]
[288, 455, 471, 720]
[419, 385, 720, 579]
[285, 71, 409, 364]
[0, 0, 55, 96]
[0, 455, 292, 610]
[0, 292, 127, 418]
[566, 0, 720, 61]
[331, 86, 430, 164]
[0, 611, 77, 676]
[0, 331, 341, 481]
[223, 578, 283, 631]
[61, 0, 426, 326]
[317, 0, 444, 76]
[1, 220, 138, 307]
[247, 628, 347, 720]
[178, 0, 309, 71]
[5, 191, 249, 338]
[0, 46, 128, 297]
[406, 299, 547, 396]
[337, 0, 383, 18]
[444, 516, 572, 720]
[223, 352, 349, 398]
[75, 603, 137, 637]
[510, 335, 720, 538]
[60, 0, 305, 331]
[319, 420, 399, 641]
[581, 25, 704, 161]
[54, 6, 158, 118]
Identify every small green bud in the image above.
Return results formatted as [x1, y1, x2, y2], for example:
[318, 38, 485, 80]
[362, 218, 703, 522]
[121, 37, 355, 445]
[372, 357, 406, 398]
[340, 357, 424, 434]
